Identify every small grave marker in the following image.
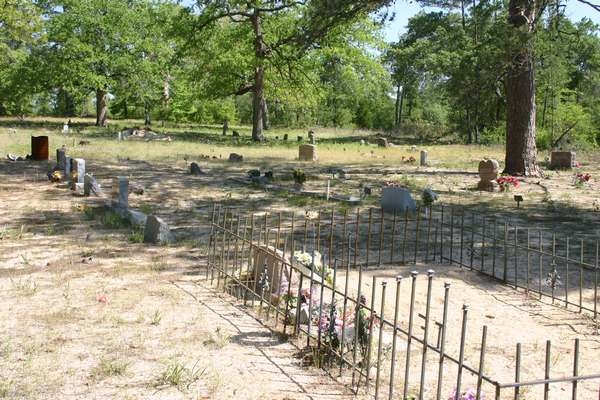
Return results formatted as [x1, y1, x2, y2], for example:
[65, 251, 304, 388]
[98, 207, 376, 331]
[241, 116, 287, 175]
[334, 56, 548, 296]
[298, 144, 318, 161]
[112, 176, 129, 209]
[143, 215, 174, 244]
[550, 151, 576, 169]
[477, 159, 499, 192]
[420, 150, 428, 166]
[70, 158, 85, 190]
[381, 186, 417, 212]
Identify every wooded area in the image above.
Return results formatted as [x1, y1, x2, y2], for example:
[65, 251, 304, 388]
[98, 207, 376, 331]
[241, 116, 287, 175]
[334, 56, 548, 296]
[0, 0, 599, 175]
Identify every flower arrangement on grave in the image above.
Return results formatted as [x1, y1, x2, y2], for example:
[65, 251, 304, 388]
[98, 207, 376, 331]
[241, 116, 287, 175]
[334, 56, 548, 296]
[293, 250, 333, 285]
[573, 172, 591, 188]
[496, 176, 519, 192]
[292, 169, 307, 186]
[401, 155, 417, 163]
[448, 387, 482, 400]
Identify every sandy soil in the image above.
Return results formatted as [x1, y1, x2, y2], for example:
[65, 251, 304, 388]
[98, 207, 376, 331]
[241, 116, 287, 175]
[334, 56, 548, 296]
[0, 159, 354, 400]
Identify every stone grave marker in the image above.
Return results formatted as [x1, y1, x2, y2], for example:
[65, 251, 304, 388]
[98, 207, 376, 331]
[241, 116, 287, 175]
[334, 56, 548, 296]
[143, 215, 174, 244]
[477, 159, 499, 191]
[64, 156, 71, 183]
[70, 158, 85, 190]
[550, 151, 576, 169]
[83, 173, 102, 196]
[252, 245, 293, 297]
[112, 176, 129, 209]
[308, 130, 316, 144]
[380, 186, 417, 213]
[190, 162, 204, 175]
[56, 148, 67, 171]
[298, 144, 318, 161]
[420, 150, 428, 166]
[229, 153, 243, 162]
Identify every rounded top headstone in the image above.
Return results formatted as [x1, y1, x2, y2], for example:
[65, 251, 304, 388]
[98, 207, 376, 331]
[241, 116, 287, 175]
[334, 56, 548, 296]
[478, 159, 499, 182]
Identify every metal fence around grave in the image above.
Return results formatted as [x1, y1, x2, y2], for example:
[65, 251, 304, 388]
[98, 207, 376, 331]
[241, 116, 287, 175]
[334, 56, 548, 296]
[205, 203, 600, 400]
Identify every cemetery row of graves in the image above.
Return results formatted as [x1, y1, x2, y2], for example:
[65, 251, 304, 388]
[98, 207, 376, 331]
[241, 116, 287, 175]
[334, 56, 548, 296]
[1, 123, 599, 399]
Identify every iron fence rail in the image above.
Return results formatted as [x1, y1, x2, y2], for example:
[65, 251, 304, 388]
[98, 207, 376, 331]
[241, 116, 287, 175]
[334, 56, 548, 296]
[205, 203, 600, 400]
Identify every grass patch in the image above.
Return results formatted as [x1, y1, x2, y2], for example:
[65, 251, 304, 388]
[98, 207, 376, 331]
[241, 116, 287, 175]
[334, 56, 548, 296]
[95, 357, 130, 378]
[159, 359, 205, 390]
[101, 211, 130, 229]
[150, 309, 162, 326]
[128, 227, 145, 243]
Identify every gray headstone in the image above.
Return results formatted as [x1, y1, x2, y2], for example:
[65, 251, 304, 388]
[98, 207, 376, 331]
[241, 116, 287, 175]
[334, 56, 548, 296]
[84, 173, 102, 196]
[380, 187, 417, 213]
[117, 131, 123, 141]
[111, 176, 129, 209]
[56, 148, 67, 170]
[143, 215, 174, 244]
[190, 162, 204, 175]
[64, 156, 72, 183]
[420, 150, 428, 166]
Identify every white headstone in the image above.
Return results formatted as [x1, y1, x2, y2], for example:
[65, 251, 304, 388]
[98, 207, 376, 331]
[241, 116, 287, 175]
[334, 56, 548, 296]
[62, 123, 69, 134]
[70, 158, 85, 190]
[380, 187, 417, 213]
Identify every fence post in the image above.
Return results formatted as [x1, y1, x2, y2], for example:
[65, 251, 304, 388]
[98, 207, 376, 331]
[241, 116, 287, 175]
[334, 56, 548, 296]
[419, 270, 435, 400]
[389, 275, 403, 400]
[436, 282, 451, 400]
[544, 340, 551, 400]
[374, 281, 387, 399]
[403, 271, 419, 400]
[514, 343, 521, 400]
[456, 304, 469, 399]
[572, 338, 579, 400]
[476, 325, 487, 400]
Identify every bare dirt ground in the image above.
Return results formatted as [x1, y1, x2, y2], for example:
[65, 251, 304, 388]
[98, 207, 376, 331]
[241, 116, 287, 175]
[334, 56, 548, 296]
[1, 129, 599, 399]
[0, 160, 354, 400]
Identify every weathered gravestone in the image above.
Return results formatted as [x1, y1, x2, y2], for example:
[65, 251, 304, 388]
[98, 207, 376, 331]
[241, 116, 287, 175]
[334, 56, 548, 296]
[190, 162, 204, 175]
[420, 150, 428, 166]
[64, 156, 71, 183]
[229, 153, 243, 162]
[83, 173, 102, 196]
[56, 148, 67, 171]
[283, 133, 288, 141]
[298, 144, 318, 161]
[308, 130, 315, 144]
[111, 176, 129, 209]
[477, 159, 499, 192]
[380, 187, 417, 213]
[143, 215, 174, 244]
[70, 158, 85, 190]
[252, 245, 294, 297]
[550, 151, 576, 169]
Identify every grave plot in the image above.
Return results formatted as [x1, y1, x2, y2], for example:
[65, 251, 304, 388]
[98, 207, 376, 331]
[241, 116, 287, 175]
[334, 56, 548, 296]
[207, 204, 600, 400]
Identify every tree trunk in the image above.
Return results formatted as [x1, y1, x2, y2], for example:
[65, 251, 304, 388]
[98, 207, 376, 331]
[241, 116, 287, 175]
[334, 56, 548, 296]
[251, 11, 265, 142]
[261, 96, 270, 130]
[394, 84, 404, 129]
[95, 89, 108, 127]
[144, 101, 151, 126]
[504, 0, 540, 176]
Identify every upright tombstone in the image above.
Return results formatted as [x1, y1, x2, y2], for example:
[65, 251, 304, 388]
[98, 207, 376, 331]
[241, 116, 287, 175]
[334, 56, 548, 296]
[56, 148, 67, 171]
[283, 133, 288, 141]
[420, 150, 428, 166]
[252, 245, 291, 297]
[298, 144, 318, 161]
[31, 136, 49, 161]
[308, 130, 315, 144]
[550, 151, 576, 169]
[70, 158, 85, 190]
[477, 159, 499, 192]
[64, 156, 72, 184]
[112, 176, 129, 209]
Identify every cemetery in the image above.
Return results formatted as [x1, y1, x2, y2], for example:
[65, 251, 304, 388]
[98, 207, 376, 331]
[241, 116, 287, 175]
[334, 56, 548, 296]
[1, 0, 600, 399]
[0, 119, 599, 399]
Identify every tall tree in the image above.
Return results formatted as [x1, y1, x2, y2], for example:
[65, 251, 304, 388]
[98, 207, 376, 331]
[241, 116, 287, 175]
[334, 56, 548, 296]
[39, 0, 171, 126]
